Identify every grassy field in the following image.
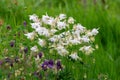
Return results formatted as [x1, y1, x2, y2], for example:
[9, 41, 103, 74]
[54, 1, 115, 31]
[0, 0, 120, 80]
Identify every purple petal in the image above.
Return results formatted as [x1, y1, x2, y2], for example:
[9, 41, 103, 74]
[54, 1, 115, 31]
[23, 21, 27, 27]
[48, 59, 54, 68]
[24, 47, 28, 53]
[56, 60, 62, 70]
[38, 52, 42, 58]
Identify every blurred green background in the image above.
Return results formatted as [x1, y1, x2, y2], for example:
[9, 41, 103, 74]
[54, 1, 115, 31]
[0, 0, 120, 80]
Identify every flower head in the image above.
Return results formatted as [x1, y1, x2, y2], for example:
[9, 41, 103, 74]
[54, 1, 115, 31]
[31, 46, 38, 52]
[48, 59, 54, 68]
[0, 60, 3, 65]
[24, 31, 36, 40]
[56, 60, 62, 70]
[68, 17, 75, 24]
[91, 28, 99, 36]
[24, 47, 28, 53]
[80, 46, 95, 55]
[38, 38, 46, 47]
[30, 22, 41, 29]
[41, 60, 48, 71]
[59, 14, 66, 20]
[23, 21, 27, 27]
[57, 21, 66, 30]
[38, 52, 43, 58]
[10, 41, 15, 47]
[74, 24, 86, 33]
[69, 52, 79, 60]
[5, 57, 11, 63]
[29, 14, 39, 22]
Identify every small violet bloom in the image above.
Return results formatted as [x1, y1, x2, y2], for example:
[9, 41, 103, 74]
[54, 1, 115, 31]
[48, 59, 54, 68]
[0, 60, 3, 65]
[41, 60, 48, 71]
[24, 47, 28, 53]
[56, 60, 62, 70]
[23, 21, 27, 27]
[10, 41, 15, 47]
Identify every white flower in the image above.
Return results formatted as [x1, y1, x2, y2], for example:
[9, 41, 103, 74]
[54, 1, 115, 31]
[42, 14, 55, 26]
[59, 14, 66, 20]
[42, 28, 50, 37]
[56, 45, 68, 56]
[42, 14, 50, 24]
[24, 32, 36, 40]
[35, 55, 40, 62]
[68, 17, 75, 24]
[15, 70, 21, 77]
[31, 46, 38, 52]
[49, 35, 61, 42]
[57, 21, 66, 30]
[69, 39, 81, 45]
[35, 27, 43, 35]
[74, 24, 85, 33]
[72, 30, 81, 37]
[29, 14, 39, 22]
[30, 22, 41, 29]
[38, 38, 46, 47]
[49, 37, 57, 42]
[35, 27, 50, 37]
[91, 28, 99, 36]
[84, 46, 91, 51]
[69, 52, 79, 60]
[79, 46, 94, 55]
[81, 36, 90, 43]
[50, 29, 57, 34]
[86, 31, 93, 37]
[47, 17, 55, 26]
[27, 13, 99, 57]
[86, 28, 99, 36]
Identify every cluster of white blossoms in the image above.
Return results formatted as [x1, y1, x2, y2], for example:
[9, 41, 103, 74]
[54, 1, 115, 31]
[25, 13, 99, 61]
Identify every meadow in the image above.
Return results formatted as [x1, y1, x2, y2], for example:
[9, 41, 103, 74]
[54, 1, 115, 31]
[0, 0, 120, 80]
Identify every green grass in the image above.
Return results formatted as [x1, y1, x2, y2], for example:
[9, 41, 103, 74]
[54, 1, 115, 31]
[0, 0, 120, 80]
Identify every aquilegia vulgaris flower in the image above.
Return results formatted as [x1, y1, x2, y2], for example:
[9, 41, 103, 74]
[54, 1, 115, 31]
[25, 13, 99, 61]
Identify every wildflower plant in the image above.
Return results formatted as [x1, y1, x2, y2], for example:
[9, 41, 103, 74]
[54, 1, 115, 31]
[25, 13, 99, 61]
[0, 13, 99, 79]
[21, 13, 99, 79]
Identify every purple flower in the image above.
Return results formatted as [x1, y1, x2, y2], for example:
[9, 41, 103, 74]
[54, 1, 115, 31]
[56, 60, 62, 70]
[10, 41, 15, 47]
[23, 21, 27, 27]
[43, 60, 49, 65]
[41, 60, 48, 71]
[24, 47, 28, 53]
[10, 62, 13, 67]
[35, 52, 43, 59]
[0, 60, 3, 65]
[41, 65, 47, 71]
[48, 59, 54, 68]
[5, 58, 11, 63]
[38, 52, 42, 58]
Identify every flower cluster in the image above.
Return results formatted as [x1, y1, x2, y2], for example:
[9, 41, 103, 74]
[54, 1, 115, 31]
[25, 13, 99, 61]
[41, 59, 63, 71]
[0, 48, 63, 79]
